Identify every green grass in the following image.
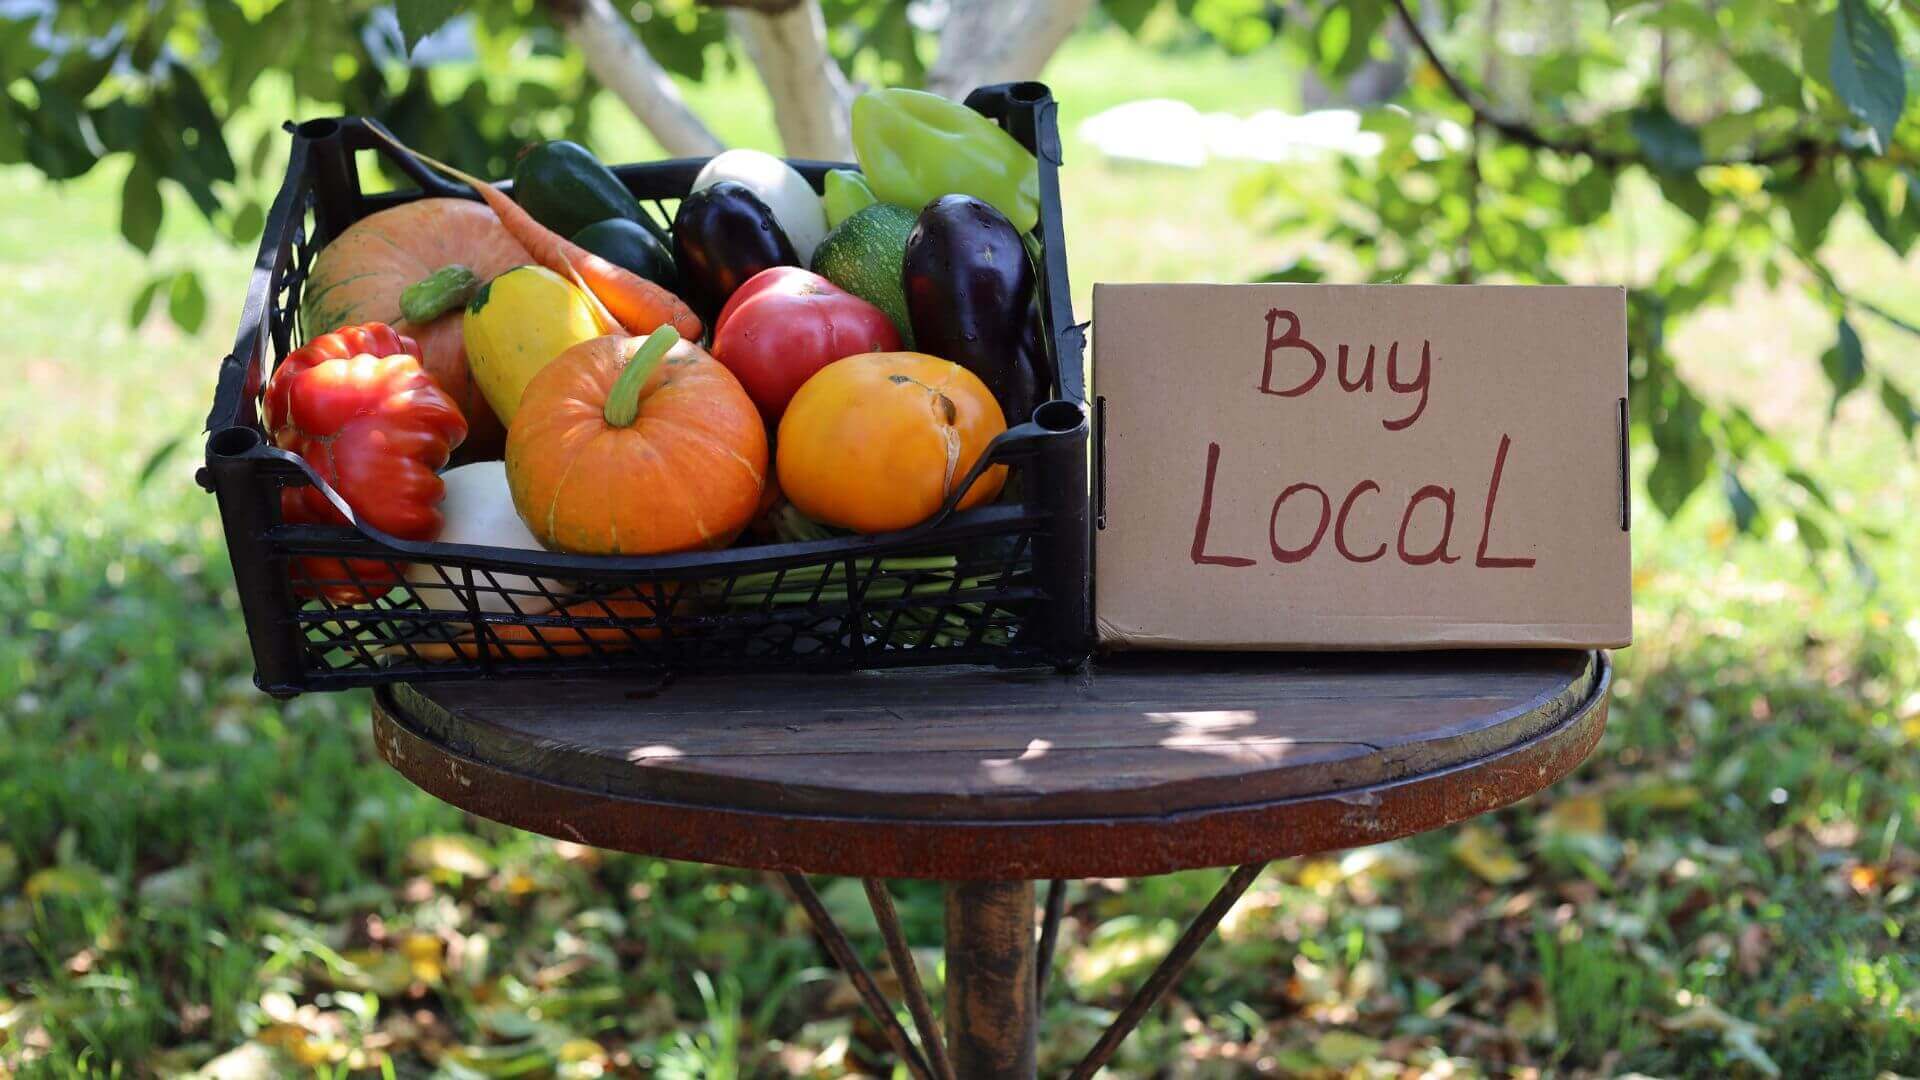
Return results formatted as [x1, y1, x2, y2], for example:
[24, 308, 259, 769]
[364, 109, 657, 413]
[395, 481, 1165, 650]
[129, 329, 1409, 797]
[3, 27, 1919, 1078]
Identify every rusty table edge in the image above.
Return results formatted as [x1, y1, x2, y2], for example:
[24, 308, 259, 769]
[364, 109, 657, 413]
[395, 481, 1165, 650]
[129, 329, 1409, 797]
[370, 652, 1611, 880]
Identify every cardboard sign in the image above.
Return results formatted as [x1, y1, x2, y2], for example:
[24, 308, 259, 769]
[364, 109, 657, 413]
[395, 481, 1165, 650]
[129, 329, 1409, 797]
[1093, 283, 1630, 650]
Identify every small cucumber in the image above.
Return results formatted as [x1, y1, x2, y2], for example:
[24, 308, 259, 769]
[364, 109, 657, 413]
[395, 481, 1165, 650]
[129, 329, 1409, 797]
[398, 264, 478, 323]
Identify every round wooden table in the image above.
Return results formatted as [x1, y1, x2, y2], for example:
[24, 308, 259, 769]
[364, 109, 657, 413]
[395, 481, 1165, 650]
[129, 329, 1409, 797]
[373, 649, 1609, 1079]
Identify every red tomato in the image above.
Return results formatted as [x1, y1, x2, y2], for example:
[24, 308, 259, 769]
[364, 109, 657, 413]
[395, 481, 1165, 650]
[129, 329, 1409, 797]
[711, 267, 902, 421]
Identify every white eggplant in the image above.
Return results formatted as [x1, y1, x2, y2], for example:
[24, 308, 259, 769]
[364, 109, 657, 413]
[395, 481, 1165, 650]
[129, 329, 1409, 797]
[405, 461, 564, 615]
[691, 149, 828, 263]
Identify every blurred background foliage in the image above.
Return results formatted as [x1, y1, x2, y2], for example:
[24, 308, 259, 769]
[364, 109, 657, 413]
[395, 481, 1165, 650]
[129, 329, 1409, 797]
[2, 0, 1918, 1075]
[6, 0, 1916, 543]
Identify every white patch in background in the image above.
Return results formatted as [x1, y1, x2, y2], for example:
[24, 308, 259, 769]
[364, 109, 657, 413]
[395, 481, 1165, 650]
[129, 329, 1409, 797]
[1077, 99, 1385, 168]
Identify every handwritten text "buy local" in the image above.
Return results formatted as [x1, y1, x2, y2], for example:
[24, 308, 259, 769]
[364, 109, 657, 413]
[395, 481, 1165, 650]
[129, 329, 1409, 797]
[1188, 309, 1535, 570]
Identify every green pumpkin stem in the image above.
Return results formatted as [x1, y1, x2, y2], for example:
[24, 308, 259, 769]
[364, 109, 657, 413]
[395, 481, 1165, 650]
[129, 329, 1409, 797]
[603, 326, 681, 428]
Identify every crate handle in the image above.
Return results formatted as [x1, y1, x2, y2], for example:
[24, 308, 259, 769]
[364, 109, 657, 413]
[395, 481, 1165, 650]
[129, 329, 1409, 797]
[921, 400, 1087, 531]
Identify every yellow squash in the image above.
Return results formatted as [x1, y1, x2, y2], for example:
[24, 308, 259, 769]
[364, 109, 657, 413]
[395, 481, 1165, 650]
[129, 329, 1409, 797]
[463, 264, 606, 424]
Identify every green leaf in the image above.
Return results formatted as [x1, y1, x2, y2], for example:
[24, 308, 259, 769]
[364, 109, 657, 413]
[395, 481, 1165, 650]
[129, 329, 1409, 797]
[90, 101, 148, 154]
[1734, 51, 1804, 106]
[1844, 538, 1877, 589]
[121, 159, 163, 254]
[0, 94, 20, 165]
[227, 200, 265, 245]
[1254, 260, 1325, 284]
[1566, 166, 1615, 225]
[1533, 53, 1585, 100]
[129, 275, 167, 328]
[22, 87, 98, 180]
[397, 0, 461, 58]
[1879, 378, 1917, 442]
[1102, 0, 1161, 35]
[1648, 380, 1712, 517]
[1784, 467, 1835, 511]
[0, 11, 50, 74]
[1723, 467, 1760, 534]
[154, 65, 236, 198]
[1784, 171, 1843, 251]
[1796, 512, 1830, 552]
[1315, 6, 1352, 76]
[1328, 0, 1387, 79]
[168, 270, 207, 335]
[1855, 167, 1913, 255]
[1656, 172, 1712, 221]
[1819, 317, 1867, 416]
[1629, 106, 1705, 172]
[1829, 0, 1906, 153]
[48, 39, 120, 99]
[135, 434, 186, 490]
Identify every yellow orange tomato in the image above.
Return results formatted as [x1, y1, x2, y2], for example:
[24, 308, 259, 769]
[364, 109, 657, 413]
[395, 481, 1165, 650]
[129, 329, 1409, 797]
[776, 352, 1007, 534]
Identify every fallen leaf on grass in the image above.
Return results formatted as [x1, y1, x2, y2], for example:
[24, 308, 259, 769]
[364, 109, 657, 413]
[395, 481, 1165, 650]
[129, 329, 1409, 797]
[1452, 825, 1526, 885]
[1504, 998, 1556, 1043]
[1539, 792, 1607, 837]
[407, 834, 492, 879]
[1662, 996, 1779, 1078]
[191, 1042, 277, 1080]
[1846, 863, 1884, 895]
[24, 864, 110, 901]
[139, 863, 206, 907]
[400, 932, 445, 985]
[258, 1022, 342, 1066]
[1611, 777, 1703, 813]
[332, 949, 414, 996]
[1310, 1030, 1382, 1067]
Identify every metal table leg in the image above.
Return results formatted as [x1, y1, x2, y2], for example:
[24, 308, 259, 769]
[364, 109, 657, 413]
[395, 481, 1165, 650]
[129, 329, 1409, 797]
[945, 880, 1038, 1079]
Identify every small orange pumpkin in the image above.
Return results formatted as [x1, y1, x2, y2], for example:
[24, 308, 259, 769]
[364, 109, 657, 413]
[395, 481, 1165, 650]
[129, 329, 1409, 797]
[506, 328, 768, 554]
[301, 198, 532, 456]
[777, 352, 1007, 534]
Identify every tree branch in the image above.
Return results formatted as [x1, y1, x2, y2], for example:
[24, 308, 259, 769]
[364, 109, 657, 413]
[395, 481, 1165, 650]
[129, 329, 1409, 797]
[1387, 0, 1845, 169]
[543, 0, 724, 156]
[726, 0, 854, 159]
[925, 0, 1096, 101]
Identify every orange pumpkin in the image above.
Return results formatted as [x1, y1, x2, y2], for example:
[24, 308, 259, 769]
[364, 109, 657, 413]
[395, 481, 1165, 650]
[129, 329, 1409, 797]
[777, 352, 1007, 534]
[506, 328, 768, 554]
[301, 198, 531, 456]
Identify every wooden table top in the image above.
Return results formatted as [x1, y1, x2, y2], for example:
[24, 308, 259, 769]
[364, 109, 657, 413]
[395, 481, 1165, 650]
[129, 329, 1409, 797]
[372, 650, 1608, 880]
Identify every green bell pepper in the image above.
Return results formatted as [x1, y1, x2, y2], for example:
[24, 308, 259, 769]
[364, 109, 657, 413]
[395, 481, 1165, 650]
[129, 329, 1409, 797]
[822, 168, 878, 227]
[850, 89, 1040, 234]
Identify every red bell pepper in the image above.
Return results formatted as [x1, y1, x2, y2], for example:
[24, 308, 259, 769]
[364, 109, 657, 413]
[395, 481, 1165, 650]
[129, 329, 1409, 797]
[263, 322, 467, 602]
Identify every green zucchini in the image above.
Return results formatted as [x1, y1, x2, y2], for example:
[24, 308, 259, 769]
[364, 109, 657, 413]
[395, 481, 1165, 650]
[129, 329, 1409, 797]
[572, 218, 679, 294]
[511, 141, 669, 245]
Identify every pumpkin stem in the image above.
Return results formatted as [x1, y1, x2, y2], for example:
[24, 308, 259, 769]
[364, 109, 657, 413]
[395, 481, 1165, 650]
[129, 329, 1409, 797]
[603, 326, 681, 428]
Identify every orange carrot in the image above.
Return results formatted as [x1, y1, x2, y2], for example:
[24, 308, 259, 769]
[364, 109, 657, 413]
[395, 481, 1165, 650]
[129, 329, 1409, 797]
[367, 127, 704, 342]
[407, 593, 662, 662]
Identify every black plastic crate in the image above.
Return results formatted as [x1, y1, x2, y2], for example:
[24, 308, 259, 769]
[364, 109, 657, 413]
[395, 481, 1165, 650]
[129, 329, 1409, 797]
[200, 82, 1091, 696]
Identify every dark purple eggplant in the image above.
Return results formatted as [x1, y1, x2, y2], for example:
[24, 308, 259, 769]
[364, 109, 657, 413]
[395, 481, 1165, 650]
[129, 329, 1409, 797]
[902, 194, 1041, 425]
[672, 181, 798, 325]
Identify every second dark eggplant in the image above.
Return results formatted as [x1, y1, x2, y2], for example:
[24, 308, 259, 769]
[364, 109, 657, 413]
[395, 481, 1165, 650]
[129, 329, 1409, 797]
[902, 194, 1042, 425]
[672, 181, 799, 326]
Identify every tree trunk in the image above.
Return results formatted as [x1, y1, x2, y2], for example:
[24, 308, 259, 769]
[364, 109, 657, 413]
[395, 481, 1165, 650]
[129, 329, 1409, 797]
[925, 0, 1096, 101]
[543, 0, 724, 156]
[726, 0, 855, 159]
